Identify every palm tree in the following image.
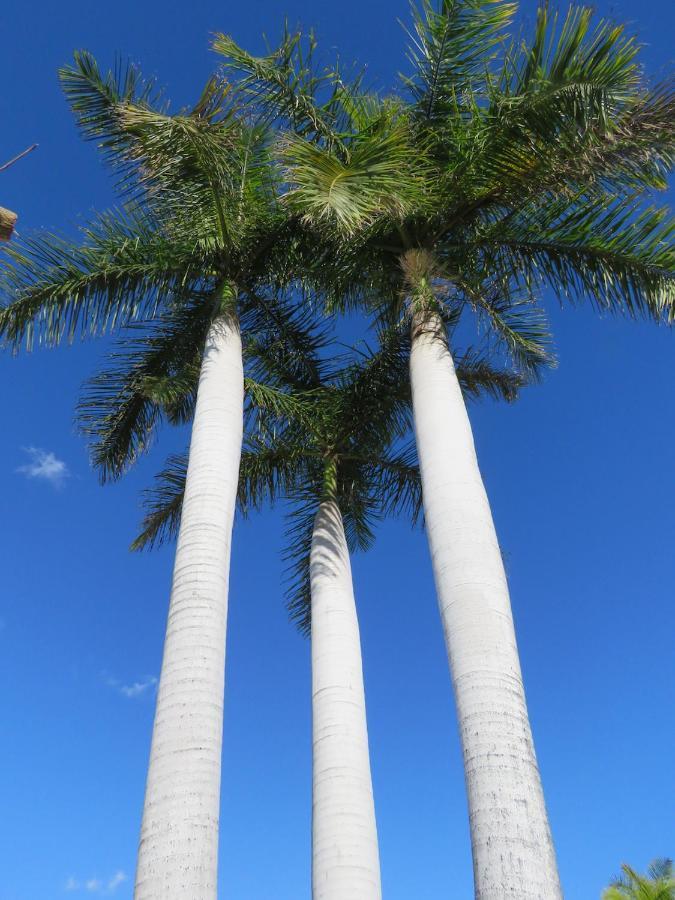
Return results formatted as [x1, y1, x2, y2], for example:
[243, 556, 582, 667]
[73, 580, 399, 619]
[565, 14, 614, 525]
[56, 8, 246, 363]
[217, 5, 675, 896]
[0, 54, 316, 900]
[126, 329, 522, 900]
[602, 859, 675, 900]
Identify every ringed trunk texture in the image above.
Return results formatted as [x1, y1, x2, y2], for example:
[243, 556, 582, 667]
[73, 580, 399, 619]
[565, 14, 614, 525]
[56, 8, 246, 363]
[409, 311, 562, 899]
[134, 312, 244, 900]
[310, 500, 382, 900]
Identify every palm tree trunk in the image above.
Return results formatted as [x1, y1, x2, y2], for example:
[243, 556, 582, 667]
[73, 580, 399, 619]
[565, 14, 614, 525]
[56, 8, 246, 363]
[409, 311, 562, 899]
[134, 311, 244, 900]
[310, 500, 382, 900]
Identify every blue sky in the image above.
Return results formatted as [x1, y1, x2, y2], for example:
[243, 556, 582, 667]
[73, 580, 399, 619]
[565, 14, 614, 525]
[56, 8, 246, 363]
[1, 1, 673, 898]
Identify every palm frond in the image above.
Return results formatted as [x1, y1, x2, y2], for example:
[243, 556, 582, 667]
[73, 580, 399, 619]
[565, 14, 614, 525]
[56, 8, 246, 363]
[281, 125, 429, 234]
[214, 28, 343, 148]
[454, 348, 524, 400]
[132, 452, 188, 550]
[602, 858, 675, 900]
[509, 5, 639, 101]
[475, 195, 675, 320]
[241, 292, 329, 389]
[238, 437, 308, 515]
[60, 53, 241, 199]
[77, 299, 213, 481]
[403, 0, 516, 123]
[461, 277, 556, 376]
[370, 441, 423, 524]
[282, 496, 317, 635]
[0, 207, 209, 350]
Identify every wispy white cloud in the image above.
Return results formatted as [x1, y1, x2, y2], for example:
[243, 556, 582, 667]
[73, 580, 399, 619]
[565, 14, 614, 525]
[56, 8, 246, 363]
[106, 872, 127, 892]
[105, 674, 158, 699]
[64, 871, 127, 895]
[17, 446, 69, 488]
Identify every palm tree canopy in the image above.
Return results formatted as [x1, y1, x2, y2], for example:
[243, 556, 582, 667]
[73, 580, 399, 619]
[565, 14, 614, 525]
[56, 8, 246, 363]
[216, 1, 675, 332]
[602, 858, 675, 900]
[0, 52, 300, 353]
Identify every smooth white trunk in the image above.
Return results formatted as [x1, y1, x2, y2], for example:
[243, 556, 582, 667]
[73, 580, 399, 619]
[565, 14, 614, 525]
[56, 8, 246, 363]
[134, 312, 244, 900]
[310, 500, 382, 900]
[410, 312, 562, 899]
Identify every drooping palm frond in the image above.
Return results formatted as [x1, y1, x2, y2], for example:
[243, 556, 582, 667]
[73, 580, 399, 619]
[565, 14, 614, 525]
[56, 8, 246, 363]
[0, 206, 211, 350]
[369, 441, 423, 524]
[240, 292, 329, 390]
[282, 495, 317, 633]
[77, 298, 214, 481]
[132, 432, 309, 552]
[244, 378, 318, 434]
[460, 277, 555, 376]
[454, 348, 524, 400]
[403, 0, 516, 124]
[475, 195, 675, 320]
[131, 451, 189, 550]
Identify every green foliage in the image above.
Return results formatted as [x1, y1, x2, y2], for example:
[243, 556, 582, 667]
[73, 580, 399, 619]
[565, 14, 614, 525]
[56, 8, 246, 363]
[0, 207, 211, 350]
[402, 0, 517, 123]
[282, 124, 427, 234]
[602, 858, 675, 900]
[214, 28, 346, 149]
[0, 52, 299, 362]
[272, 2, 674, 325]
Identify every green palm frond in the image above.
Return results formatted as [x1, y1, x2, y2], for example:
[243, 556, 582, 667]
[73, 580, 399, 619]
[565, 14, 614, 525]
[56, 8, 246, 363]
[237, 440, 308, 515]
[602, 858, 674, 900]
[425, 7, 672, 213]
[132, 436, 309, 551]
[507, 5, 639, 102]
[281, 125, 429, 234]
[454, 348, 524, 400]
[480, 80, 675, 200]
[214, 28, 344, 148]
[403, 0, 516, 123]
[131, 451, 188, 550]
[59, 52, 281, 255]
[282, 497, 317, 634]
[244, 378, 317, 434]
[370, 441, 423, 524]
[476, 196, 675, 320]
[240, 293, 329, 389]
[461, 277, 555, 376]
[77, 299, 213, 481]
[0, 207, 209, 349]
[61, 53, 238, 194]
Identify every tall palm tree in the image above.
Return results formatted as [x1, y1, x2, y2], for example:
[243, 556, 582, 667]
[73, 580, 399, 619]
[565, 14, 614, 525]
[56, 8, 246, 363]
[0, 54, 317, 900]
[217, 5, 675, 896]
[602, 859, 675, 900]
[126, 330, 523, 900]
